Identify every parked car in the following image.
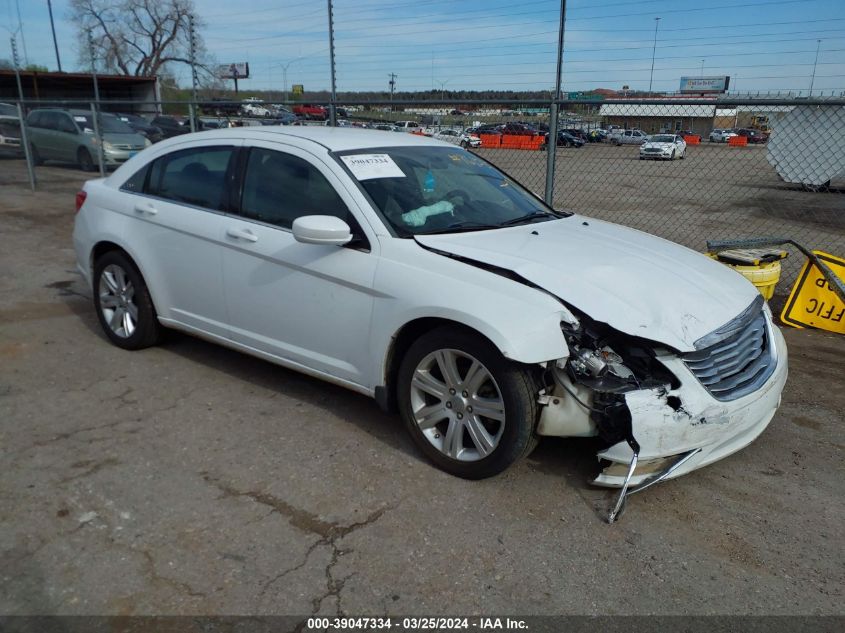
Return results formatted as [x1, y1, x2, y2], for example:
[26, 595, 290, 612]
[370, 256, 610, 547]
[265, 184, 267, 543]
[733, 128, 769, 144]
[498, 122, 539, 136]
[639, 134, 687, 160]
[431, 128, 481, 148]
[72, 127, 787, 504]
[709, 129, 737, 143]
[114, 113, 163, 144]
[394, 120, 423, 132]
[150, 115, 195, 139]
[26, 109, 148, 171]
[561, 128, 588, 142]
[0, 102, 23, 156]
[292, 104, 328, 120]
[609, 129, 649, 145]
[547, 131, 585, 148]
[242, 102, 272, 118]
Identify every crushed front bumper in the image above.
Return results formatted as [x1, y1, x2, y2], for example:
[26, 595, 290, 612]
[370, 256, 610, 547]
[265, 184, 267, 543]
[592, 324, 788, 488]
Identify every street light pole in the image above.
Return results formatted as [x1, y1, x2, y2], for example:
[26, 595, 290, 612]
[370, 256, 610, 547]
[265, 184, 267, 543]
[437, 79, 449, 101]
[649, 17, 661, 94]
[809, 39, 821, 95]
[47, 0, 62, 72]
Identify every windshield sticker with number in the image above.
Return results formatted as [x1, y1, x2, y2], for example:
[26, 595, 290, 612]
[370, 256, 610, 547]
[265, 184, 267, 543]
[340, 154, 405, 180]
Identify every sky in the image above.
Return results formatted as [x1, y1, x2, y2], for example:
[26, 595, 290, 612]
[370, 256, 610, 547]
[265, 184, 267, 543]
[4, 0, 845, 95]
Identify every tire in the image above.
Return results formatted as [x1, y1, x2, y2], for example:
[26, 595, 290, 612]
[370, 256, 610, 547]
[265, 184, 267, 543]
[670, 150, 676, 160]
[30, 144, 43, 166]
[679, 150, 685, 160]
[460, 140, 468, 148]
[78, 147, 95, 172]
[93, 251, 161, 350]
[396, 326, 539, 479]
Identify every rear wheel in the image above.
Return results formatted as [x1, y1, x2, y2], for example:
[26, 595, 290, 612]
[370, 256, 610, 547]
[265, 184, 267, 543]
[30, 144, 43, 166]
[78, 147, 95, 172]
[93, 251, 161, 350]
[397, 326, 539, 479]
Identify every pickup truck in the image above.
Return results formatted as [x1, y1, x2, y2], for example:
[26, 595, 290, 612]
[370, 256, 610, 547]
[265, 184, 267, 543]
[293, 104, 328, 120]
[609, 129, 649, 145]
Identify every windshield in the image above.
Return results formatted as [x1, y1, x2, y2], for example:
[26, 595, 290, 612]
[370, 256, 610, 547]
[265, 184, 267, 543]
[74, 114, 134, 134]
[650, 135, 676, 142]
[337, 146, 566, 236]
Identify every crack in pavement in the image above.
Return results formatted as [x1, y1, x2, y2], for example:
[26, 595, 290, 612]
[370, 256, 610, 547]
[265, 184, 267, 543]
[201, 473, 395, 614]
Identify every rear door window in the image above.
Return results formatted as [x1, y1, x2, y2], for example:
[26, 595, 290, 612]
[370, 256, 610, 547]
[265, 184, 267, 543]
[146, 146, 236, 210]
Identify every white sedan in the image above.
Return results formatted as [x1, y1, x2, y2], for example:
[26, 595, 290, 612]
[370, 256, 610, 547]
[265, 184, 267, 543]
[431, 128, 481, 148]
[709, 128, 738, 142]
[639, 134, 687, 160]
[73, 127, 786, 519]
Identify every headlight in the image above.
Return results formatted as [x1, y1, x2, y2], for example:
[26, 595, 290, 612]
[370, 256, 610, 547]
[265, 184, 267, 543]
[102, 141, 114, 150]
[144, 138, 152, 147]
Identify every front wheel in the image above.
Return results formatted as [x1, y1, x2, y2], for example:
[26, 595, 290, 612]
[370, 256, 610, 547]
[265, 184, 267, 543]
[397, 326, 539, 479]
[93, 251, 161, 350]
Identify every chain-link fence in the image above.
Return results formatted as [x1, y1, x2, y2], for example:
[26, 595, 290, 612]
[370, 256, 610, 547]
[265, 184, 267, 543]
[2, 96, 843, 290]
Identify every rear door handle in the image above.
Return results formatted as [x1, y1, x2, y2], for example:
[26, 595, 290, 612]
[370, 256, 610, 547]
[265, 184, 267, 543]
[226, 227, 259, 243]
[133, 203, 158, 216]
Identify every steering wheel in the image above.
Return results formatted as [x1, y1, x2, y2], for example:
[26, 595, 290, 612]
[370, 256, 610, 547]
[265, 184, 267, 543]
[443, 188, 471, 208]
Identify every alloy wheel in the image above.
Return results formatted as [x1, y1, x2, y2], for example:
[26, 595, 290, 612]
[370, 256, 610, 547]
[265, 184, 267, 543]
[409, 349, 505, 462]
[98, 264, 138, 338]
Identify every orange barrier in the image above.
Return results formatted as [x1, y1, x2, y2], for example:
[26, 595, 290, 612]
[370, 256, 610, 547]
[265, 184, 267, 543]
[500, 134, 544, 150]
[479, 134, 501, 148]
[728, 136, 748, 146]
[683, 135, 701, 145]
[478, 134, 544, 150]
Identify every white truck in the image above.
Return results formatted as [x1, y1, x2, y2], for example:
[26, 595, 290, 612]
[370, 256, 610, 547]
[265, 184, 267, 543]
[609, 129, 649, 145]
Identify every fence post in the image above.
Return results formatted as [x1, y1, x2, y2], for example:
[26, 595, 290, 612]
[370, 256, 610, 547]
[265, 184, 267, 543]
[544, 100, 558, 206]
[90, 102, 106, 178]
[16, 102, 36, 191]
[189, 102, 197, 133]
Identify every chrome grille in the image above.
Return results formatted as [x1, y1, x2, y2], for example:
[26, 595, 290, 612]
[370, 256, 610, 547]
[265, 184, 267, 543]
[683, 297, 776, 401]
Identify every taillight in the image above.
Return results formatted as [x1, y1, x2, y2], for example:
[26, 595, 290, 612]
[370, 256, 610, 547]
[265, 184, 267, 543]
[75, 190, 87, 212]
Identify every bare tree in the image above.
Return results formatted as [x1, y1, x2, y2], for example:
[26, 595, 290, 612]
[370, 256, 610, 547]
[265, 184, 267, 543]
[69, 0, 212, 78]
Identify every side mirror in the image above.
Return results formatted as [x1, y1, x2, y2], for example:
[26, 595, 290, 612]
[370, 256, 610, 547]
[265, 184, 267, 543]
[292, 215, 353, 246]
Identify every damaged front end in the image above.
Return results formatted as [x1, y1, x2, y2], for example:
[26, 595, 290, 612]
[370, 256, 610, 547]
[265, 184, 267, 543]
[537, 296, 787, 523]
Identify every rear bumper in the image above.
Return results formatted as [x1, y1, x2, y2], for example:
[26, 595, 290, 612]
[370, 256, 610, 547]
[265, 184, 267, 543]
[593, 325, 788, 487]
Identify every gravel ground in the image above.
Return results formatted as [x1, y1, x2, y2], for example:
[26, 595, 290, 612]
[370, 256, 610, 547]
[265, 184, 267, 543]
[0, 158, 843, 618]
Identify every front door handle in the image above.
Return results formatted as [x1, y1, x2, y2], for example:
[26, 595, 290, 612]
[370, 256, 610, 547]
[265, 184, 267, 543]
[226, 227, 259, 243]
[133, 203, 157, 215]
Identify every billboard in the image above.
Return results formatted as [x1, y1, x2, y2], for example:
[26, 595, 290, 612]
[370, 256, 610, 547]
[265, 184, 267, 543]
[217, 62, 250, 79]
[292, 84, 304, 96]
[679, 76, 730, 93]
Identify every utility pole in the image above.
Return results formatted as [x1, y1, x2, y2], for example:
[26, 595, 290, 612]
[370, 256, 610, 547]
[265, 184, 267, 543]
[809, 39, 821, 95]
[10, 34, 35, 190]
[389, 73, 397, 110]
[327, 0, 337, 126]
[437, 79, 449, 101]
[544, 0, 566, 206]
[188, 14, 199, 132]
[649, 17, 661, 94]
[14, 0, 28, 66]
[700, 59, 705, 76]
[87, 29, 105, 177]
[47, 0, 62, 72]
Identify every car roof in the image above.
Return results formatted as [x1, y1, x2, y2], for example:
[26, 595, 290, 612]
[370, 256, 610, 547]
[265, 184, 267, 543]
[173, 125, 450, 152]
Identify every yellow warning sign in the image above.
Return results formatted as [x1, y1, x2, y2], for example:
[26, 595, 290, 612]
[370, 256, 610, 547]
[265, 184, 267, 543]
[781, 250, 845, 334]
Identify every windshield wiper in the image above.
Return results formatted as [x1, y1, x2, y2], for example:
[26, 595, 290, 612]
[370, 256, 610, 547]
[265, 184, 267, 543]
[497, 211, 559, 227]
[414, 221, 501, 235]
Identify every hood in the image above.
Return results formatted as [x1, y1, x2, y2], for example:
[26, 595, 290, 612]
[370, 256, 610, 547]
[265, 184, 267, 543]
[415, 216, 759, 352]
[102, 132, 147, 146]
[642, 141, 674, 149]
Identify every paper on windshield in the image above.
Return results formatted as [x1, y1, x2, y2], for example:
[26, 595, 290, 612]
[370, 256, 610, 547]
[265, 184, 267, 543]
[74, 116, 87, 122]
[340, 154, 405, 180]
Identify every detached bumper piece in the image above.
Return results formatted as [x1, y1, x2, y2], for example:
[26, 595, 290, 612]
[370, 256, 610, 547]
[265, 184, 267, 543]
[606, 446, 702, 524]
